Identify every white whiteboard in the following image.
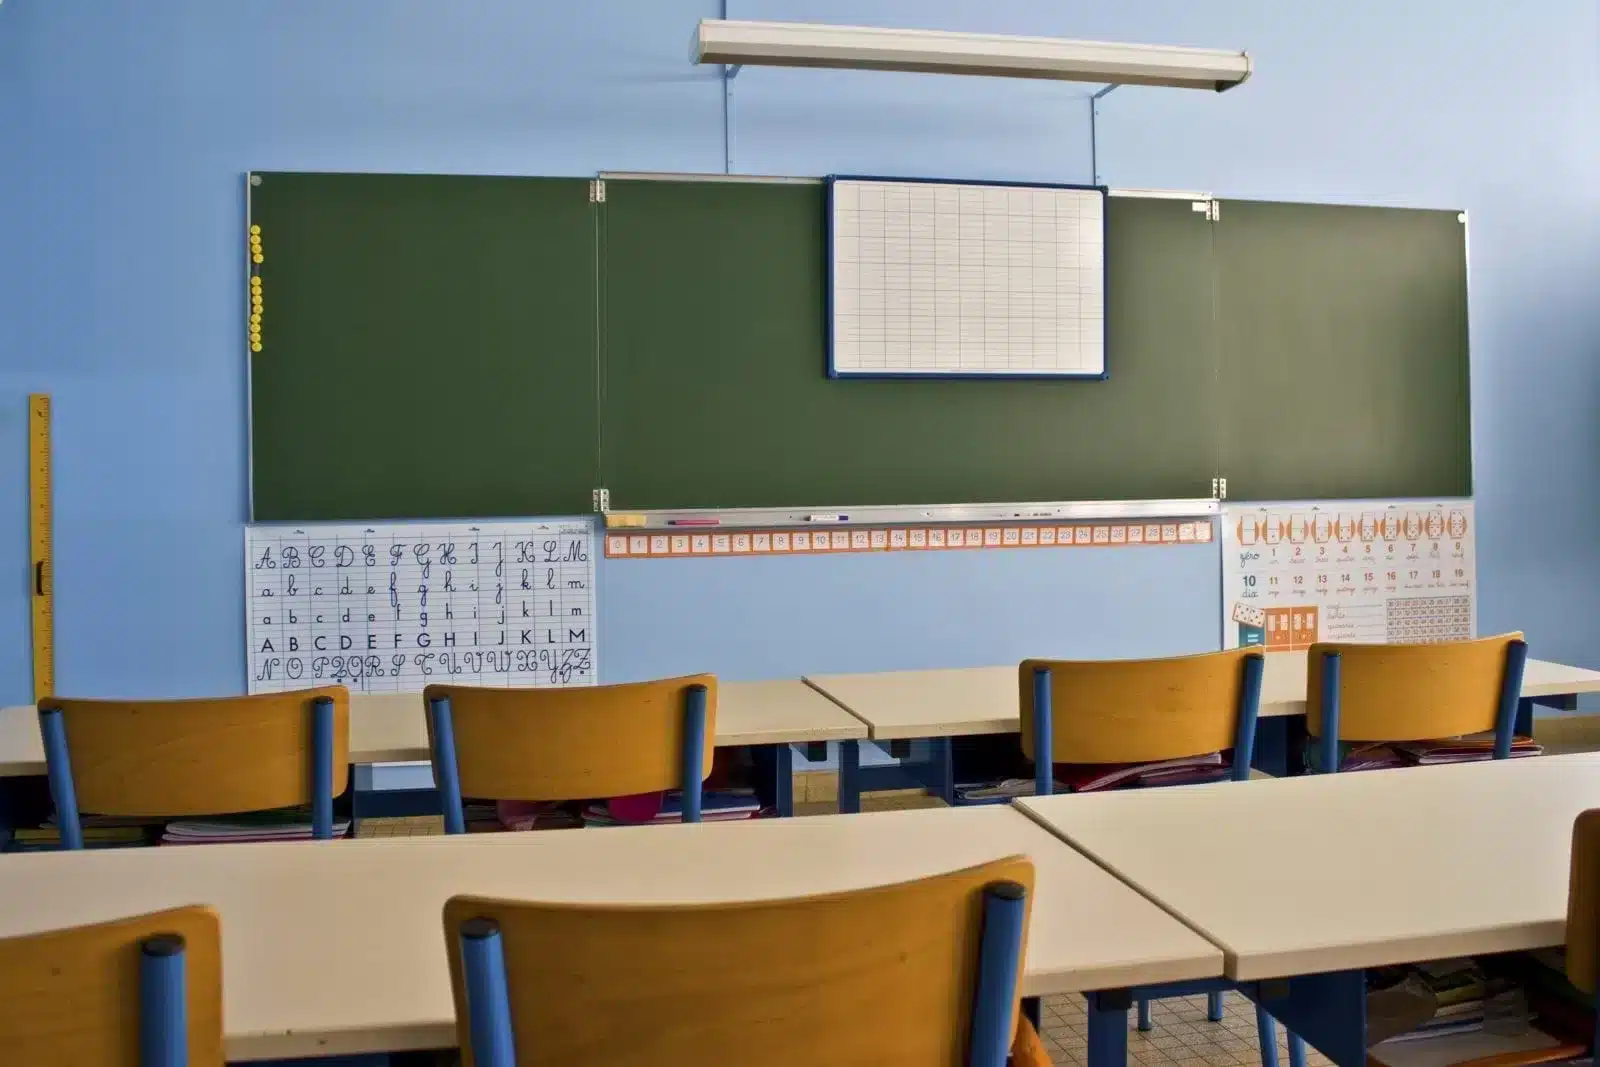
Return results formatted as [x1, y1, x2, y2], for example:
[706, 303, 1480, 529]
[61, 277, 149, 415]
[1221, 500, 1474, 650]
[829, 177, 1105, 378]
[246, 519, 596, 693]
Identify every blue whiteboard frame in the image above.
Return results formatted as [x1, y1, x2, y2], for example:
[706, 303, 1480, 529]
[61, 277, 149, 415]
[824, 174, 1110, 381]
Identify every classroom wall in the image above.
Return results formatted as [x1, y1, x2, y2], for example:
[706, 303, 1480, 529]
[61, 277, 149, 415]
[2, 1, 1598, 710]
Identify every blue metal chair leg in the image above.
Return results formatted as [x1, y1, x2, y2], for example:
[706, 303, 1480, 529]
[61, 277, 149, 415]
[679, 684, 707, 824]
[1287, 1030, 1308, 1067]
[459, 918, 517, 1067]
[1032, 666, 1054, 798]
[38, 707, 83, 850]
[1256, 1006, 1281, 1067]
[428, 697, 467, 835]
[140, 934, 187, 1067]
[310, 696, 334, 840]
[1208, 990, 1225, 1022]
[1137, 997, 1153, 1031]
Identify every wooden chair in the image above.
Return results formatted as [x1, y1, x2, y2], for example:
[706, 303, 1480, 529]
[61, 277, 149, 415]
[1020, 648, 1285, 1065]
[1306, 633, 1528, 775]
[440, 855, 1045, 1067]
[38, 688, 351, 849]
[1307, 635, 1528, 1067]
[425, 675, 716, 834]
[0, 904, 223, 1066]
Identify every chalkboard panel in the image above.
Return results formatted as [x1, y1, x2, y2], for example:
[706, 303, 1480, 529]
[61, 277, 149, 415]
[599, 179, 1220, 509]
[248, 174, 1472, 519]
[1216, 200, 1471, 500]
[249, 173, 599, 521]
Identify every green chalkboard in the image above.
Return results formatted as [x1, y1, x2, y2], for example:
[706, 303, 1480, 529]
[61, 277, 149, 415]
[249, 174, 1472, 519]
[1216, 200, 1471, 500]
[248, 173, 599, 520]
[599, 179, 1221, 508]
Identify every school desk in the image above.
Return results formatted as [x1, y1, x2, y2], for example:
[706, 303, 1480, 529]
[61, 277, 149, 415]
[0, 804, 1220, 1061]
[0, 680, 868, 818]
[805, 652, 1600, 806]
[1015, 753, 1600, 1067]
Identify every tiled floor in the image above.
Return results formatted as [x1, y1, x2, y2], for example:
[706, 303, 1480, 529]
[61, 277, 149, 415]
[1040, 992, 1331, 1067]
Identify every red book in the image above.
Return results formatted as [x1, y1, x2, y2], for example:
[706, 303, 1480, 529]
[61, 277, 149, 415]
[1056, 752, 1225, 793]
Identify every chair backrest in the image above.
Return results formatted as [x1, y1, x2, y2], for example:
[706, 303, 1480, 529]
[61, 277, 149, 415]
[0, 905, 223, 1066]
[1567, 809, 1600, 997]
[1019, 648, 1264, 765]
[424, 675, 717, 802]
[41, 688, 350, 816]
[442, 855, 1034, 1067]
[1304, 634, 1525, 743]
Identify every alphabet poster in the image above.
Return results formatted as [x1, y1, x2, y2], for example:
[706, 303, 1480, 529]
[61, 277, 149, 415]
[246, 519, 596, 693]
[1221, 500, 1474, 650]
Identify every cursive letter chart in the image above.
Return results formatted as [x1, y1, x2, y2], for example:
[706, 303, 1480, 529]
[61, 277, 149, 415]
[246, 519, 596, 693]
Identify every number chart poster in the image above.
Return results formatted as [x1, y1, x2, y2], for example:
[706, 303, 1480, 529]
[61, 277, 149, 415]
[1221, 500, 1474, 651]
[246, 519, 596, 693]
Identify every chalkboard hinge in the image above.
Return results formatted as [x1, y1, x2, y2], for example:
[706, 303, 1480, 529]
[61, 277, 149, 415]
[592, 487, 610, 512]
[589, 179, 606, 203]
[1212, 477, 1228, 500]
[1194, 199, 1220, 221]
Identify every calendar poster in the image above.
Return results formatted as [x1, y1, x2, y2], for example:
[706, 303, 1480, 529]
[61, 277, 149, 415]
[246, 519, 596, 693]
[1221, 500, 1474, 650]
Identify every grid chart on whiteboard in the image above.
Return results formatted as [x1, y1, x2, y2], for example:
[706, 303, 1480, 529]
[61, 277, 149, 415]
[606, 519, 1212, 558]
[246, 519, 595, 694]
[1220, 500, 1474, 651]
[829, 178, 1105, 377]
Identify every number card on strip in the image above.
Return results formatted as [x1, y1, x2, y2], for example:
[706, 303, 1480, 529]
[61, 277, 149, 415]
[246, 519, 596, 693]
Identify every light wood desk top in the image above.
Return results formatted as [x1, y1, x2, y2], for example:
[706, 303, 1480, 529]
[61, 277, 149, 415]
[0, 679, 868, 777]
[0, 805, 1220, 1060]
[807, 653, 1600, 740]
[1018, 753, 1600, 981]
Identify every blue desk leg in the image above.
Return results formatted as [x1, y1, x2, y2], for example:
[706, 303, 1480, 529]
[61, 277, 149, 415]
[1516, 696, 1535, 739]
[1517, 692, 1580, 740]
[839, 741, 861, 814]
[1088, 991, 1131, 1067]
[1249, 970, 1366, 1067]
[774, 743, 794, 818]
[933, 736, 955, 804]
[1252, 718, 1288, 778]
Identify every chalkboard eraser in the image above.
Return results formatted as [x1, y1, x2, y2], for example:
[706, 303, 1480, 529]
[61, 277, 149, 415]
[605, 513, 648, 528]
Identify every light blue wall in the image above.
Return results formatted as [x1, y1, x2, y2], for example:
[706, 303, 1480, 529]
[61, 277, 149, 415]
[2, 1, 1598, 713]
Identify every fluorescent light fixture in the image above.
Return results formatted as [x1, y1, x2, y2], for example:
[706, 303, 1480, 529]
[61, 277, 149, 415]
[694, 19, 1250, 91]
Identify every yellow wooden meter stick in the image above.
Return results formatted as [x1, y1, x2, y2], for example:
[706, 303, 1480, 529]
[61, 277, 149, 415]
[29, 393, 53, 700]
